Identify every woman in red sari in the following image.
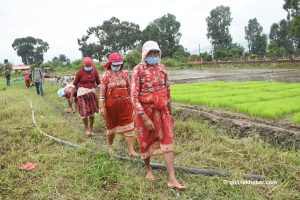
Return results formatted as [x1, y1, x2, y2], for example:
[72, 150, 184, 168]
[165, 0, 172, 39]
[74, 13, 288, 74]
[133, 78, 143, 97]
[100, 52, 137, 156]
[131, 41, 185, 189]
[22, 71, 31, 88]
[73, 57, 100, 136]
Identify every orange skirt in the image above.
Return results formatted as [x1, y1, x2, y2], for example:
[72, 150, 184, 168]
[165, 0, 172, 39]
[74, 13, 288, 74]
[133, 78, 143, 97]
[105, 88, 134, 136]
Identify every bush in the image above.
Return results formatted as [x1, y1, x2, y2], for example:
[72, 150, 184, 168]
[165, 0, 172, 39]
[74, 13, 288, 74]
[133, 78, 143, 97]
[124, 49, 141, 70]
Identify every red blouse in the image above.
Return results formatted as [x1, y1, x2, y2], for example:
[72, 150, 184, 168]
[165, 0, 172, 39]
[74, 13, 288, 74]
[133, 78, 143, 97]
[131, 63, 171, 114]
[73, 69, 100, 89]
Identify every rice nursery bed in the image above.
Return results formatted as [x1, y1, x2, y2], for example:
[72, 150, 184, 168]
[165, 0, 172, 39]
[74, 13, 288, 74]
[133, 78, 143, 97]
[171, 81, 300, 123]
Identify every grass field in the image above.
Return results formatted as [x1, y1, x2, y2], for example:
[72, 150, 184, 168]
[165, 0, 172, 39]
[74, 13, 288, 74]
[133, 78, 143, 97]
[171, 81, 300, 123]
[0, 79, 300, 199]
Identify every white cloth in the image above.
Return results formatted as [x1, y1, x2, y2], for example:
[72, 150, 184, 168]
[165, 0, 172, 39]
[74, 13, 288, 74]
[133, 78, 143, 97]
[77, 87, 95, 97]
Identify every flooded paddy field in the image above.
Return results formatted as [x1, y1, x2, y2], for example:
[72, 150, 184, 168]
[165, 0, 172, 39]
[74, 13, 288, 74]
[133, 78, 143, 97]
[168, 68, 300, 83]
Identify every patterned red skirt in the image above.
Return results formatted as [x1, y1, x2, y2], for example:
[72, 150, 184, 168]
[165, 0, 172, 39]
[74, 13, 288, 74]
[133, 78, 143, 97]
[77, 92, 99, 117]
[135, 88, 174, 159]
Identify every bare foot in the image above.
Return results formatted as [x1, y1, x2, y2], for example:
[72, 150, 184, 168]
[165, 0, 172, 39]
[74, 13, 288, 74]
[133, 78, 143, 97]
[89, 131, 96, 136]
[167, 179, 186, 190]
[145, 170, 155, 181]
[85, 130, 90, 136]
[108, 146, 114, 155]
[129, 151, 139, 157]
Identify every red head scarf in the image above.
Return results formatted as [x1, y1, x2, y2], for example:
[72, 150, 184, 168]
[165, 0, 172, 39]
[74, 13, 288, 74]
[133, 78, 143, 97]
[81, 57, 96, 75]
[103, 52, 124, 70]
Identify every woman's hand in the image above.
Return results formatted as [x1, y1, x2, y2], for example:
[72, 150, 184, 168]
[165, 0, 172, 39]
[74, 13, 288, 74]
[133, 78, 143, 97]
[141, 114, 155, 131]
[99, 100, 106, 116]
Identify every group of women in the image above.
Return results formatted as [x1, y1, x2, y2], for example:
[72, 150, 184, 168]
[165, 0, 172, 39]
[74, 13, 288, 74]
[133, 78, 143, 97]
[72, 41, 185, 189]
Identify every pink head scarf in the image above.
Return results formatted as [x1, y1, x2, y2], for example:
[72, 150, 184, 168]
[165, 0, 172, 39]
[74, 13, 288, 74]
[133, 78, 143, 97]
[141, 41, 161, 65]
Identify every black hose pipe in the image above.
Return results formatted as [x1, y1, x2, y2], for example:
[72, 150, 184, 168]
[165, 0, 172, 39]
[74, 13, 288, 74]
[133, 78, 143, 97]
[30, 102, 266, 181]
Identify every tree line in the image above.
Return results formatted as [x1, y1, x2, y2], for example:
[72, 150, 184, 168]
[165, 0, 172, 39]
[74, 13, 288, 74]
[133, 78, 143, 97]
[8, 0, 300, 67]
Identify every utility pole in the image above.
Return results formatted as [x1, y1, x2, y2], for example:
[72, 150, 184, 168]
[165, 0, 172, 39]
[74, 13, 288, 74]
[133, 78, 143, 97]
[212, 46, 214, 62]
[199, 44, 201, 55]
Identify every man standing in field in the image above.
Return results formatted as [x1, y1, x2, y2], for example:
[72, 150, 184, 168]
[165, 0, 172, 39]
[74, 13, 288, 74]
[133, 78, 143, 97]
[31, 67, 44, 96]
[4, 68, 11, 86]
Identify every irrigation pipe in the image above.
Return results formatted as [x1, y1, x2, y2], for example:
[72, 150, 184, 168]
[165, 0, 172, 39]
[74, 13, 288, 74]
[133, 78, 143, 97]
[30, 101, 266, 181]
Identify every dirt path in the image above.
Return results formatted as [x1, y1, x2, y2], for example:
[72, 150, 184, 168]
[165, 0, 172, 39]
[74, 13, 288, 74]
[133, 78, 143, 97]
[173, 103, 300, 149]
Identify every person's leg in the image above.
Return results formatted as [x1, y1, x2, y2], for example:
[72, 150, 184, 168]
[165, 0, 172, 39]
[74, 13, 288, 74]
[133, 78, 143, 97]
[163, 151, 185, 189]
[39, 82, 44, 96]
[82, 117, 89, 135]
[89, 116, 95, 135]
[67, 101, 73, 112]
[144, 157, 155, 181]
[125, 136, 138, 156]
[107, 133, 115, 155]
[35, 82, 40, 95]
[6, 78, 8, 86]
[75, 102, 78, 112]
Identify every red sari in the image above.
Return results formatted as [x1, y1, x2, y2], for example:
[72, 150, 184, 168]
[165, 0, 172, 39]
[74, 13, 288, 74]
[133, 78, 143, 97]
[131, 63, 173, 159]
[22, 72, 31, 88]
[100, 70, 134, 136]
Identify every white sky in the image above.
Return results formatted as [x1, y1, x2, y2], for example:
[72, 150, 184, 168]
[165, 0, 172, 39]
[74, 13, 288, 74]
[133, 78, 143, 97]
[0, 0, 287, 65]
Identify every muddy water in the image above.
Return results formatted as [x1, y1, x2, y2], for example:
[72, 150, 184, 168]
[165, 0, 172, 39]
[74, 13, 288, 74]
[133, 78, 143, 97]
[168, 68, 300, 83]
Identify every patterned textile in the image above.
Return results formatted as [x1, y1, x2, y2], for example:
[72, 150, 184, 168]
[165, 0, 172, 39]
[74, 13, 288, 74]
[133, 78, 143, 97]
[100, 70, 134, 136]
[77, 92, 99, 117]
[131, 63, 173, 159]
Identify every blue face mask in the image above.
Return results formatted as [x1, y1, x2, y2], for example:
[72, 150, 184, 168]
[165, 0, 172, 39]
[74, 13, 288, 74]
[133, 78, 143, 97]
[111, 65, 121, 72]
[84, 66, 92, 72]
[145, 56, 160, 65]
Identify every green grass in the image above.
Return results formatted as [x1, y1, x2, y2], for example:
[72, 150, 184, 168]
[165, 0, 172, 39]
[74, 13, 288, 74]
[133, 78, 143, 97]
[292, 112, 300, 124]
[0, 79, 300, 199]
[172, 81, 300, 122]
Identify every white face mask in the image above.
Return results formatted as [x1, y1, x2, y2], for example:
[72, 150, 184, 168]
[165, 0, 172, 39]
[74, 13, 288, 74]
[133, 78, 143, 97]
[111, 65, 121, 72]
[84, 66, 92, 72]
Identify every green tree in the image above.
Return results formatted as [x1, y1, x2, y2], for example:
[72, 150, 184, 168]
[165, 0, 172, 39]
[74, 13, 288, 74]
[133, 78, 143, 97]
[245, 18, 267, 55]
[206, 5, 233, 49]
[52, 54, 70, 66]
[173, 45, 190, 58]
[270, 19, 294, 53]
[124, 48, 142, 70]
[269, 23, 280, 44]
[12, 36, 49, 66]
[291, 15, 300, 49]
[283, 0, 299, 20]
[229, 43, 244, 58]
[78, 17, 141, 61]
[142, 13, 182, 57]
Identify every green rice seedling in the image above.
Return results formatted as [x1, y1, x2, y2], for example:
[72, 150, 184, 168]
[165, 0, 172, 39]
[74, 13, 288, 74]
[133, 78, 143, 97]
[171, 81, 300, 122]
[292, 112, 300, 124]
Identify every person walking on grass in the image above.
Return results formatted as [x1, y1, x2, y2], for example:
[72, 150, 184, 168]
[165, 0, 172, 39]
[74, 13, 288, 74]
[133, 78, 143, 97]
[4, 68, 11, 86]
[31, 67, 44, 96]
[22, 71, 31, 88]
[73, 57, 100, 136]
[131, 41, 185, 189]
[99, 52, 138, 157]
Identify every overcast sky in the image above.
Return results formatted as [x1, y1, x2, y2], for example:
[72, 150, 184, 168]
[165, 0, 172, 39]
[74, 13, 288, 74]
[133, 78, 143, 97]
[0, 0, 287, 65]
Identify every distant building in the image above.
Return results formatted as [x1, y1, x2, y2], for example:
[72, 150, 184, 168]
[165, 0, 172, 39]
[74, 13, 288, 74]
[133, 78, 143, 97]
[12, 65, 31, 71]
